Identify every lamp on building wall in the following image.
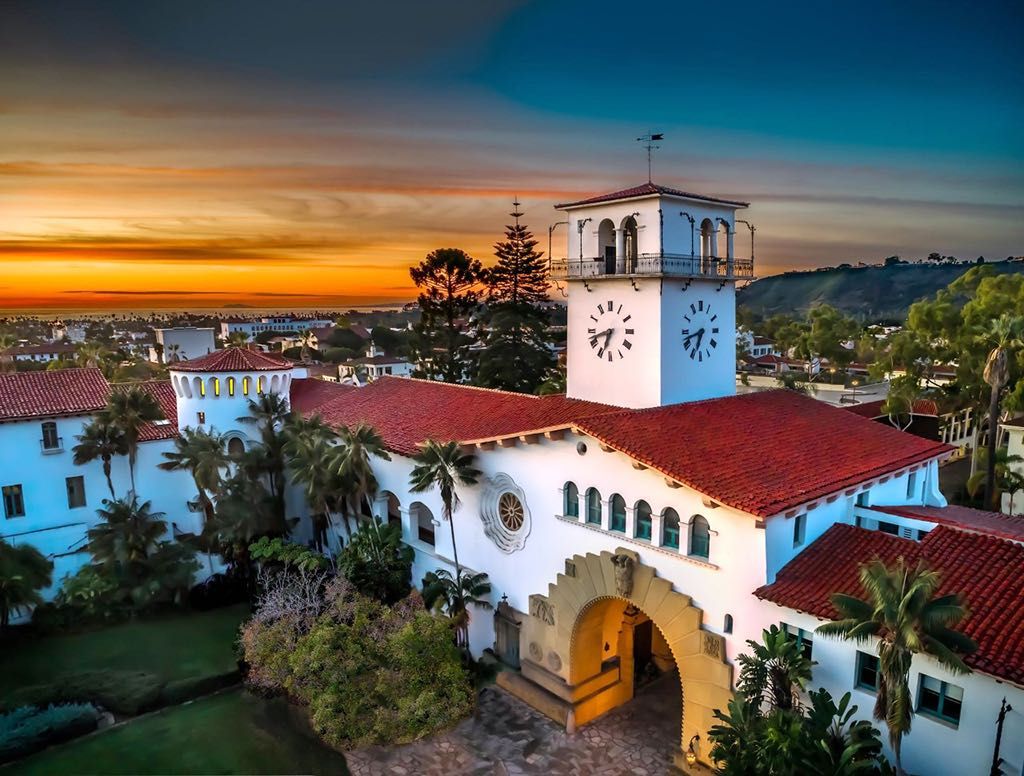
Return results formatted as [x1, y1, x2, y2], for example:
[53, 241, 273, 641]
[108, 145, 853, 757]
[686, 734, 700, 765]
[680, 211, 695, 257]
[576, 218, 592, 262]
[736, 219, 756, 261]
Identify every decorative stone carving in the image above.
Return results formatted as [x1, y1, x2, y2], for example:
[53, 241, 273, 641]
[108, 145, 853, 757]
[547, 651, 562, 671]
[702, 632, 722, 659]
[529, 641, 543, 662]
[529, 594, 555, 626]
[565, 559, 576, 577]
[479, 473, 532, 553]
[610, 553, 635, 598]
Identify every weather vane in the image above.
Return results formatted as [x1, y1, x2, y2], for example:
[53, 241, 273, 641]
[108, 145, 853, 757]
[636, 131, 664, 182]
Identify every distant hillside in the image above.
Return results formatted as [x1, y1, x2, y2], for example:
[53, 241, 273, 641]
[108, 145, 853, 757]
[737, 261, 1024, 321]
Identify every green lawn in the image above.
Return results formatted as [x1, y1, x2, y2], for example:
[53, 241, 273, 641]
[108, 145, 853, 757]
[8, 690, 351, 775]
[0, 604, 247, 698]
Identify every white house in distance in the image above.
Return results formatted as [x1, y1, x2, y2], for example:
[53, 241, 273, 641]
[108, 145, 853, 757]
[149, 326, 216, 364]
[218, 316, 333, 341]
[1, 179, 1022, 774]
[338, 344, 412, 384]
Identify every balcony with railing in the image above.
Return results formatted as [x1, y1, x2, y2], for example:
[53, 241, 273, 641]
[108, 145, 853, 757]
[39, 436, 64, 454]
[550, 252, 755, 281]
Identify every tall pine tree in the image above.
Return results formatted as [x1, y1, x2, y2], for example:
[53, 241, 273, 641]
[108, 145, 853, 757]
[476, 201, 555, 393]
[408, 248, 484, 383]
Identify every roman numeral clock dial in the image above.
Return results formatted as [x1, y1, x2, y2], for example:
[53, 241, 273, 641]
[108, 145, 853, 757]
[587, 300, 635, 362]
[681, 299, 720, 363]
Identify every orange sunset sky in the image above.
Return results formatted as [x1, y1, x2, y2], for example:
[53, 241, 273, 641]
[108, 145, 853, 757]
[1, 2, 1022, 312]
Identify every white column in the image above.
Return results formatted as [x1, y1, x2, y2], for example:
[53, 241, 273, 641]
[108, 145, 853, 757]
[614, 228, 625, 274]
[727, 229, 735, 276]
[625, 507, 636, 539]
[651, 512, 664, 547]
[708, 227, 718, 276]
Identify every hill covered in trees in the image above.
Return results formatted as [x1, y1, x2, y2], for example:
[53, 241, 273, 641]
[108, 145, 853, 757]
[738, 260, 1024, 321]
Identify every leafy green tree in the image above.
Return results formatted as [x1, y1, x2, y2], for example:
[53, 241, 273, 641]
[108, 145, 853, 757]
[408, 248, 484, 382]
[816, 558, 976, 775]
[73, 416, 128, 499]
[882, 375, 920, 432]
[105, 386, 164, 495]
[0, 541, 53, 628]
[476, 207, 555, 393]
[201, 471, 282, 574]
[158, 427, 230, 520]
[421, 568, 492, 650]
[286, 422, 346, 549]
[339, 520, 414, 604]
[737, 625, 813, 712]
[806, 304, 860, 368]
[226, 331, 250, 347]
[249, 536, 328, 572]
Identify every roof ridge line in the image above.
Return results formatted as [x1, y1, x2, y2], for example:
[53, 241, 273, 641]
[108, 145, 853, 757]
[390, 375, 546, 400]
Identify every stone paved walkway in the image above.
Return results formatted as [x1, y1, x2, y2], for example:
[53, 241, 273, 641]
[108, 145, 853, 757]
[345, 673, 681, 775]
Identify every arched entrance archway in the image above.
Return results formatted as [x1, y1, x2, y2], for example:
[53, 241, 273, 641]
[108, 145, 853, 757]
[507, 547, 732, 769]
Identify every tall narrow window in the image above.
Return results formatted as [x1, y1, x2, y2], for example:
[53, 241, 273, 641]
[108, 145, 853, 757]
[257, 376, 265, 394]
[782, 623, 814, 660]
[386, 493, 402, 529]
[212, 377, 221, 396]
[793, 513, 806, 547]
[564, 482, 579, 518]
[723, 614, 733, 634]
[585, 488, 602, 525]
[610, 494, 626, 532]
[635, 500, 653, 540]
[662, 508, 680, 549]
[66, 476, 86, 509]
[242, 376, 251, 395]
[2, 485, 25, 519]
[226, 377, 236, 396]
[690, 515, 710, 559]
[855, 651, 880, 692]
[906, 471, 918, 499]
[40, 421, 60, 450]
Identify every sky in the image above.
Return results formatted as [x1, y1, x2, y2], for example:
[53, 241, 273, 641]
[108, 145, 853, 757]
[1, 0, 1022, 311]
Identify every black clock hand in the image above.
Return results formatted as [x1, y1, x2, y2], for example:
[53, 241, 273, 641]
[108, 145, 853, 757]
[604, 328, 614, 347]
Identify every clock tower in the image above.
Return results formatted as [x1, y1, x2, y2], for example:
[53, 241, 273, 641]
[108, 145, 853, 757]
[553, 182, 753, 408]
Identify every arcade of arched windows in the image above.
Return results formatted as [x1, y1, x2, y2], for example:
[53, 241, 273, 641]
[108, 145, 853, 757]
[170, 372, 292, 400]
[561, 481, 716, 563]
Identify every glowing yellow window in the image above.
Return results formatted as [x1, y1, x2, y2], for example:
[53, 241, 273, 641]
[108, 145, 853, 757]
[198, 379, 206, 397]
[212, 377, 220, 396]
[257, 376, 265, 394]
[242, 377, 250, 395]
[226, 377, 235, 396]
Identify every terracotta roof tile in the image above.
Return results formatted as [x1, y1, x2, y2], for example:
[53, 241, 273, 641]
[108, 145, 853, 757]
[572, 390, 952, 517]
[555, 181, 749, 209]
[289, 378, 356, 416]
[755, 524, 1024, 686]
[306, 377, 617, 457]
[871, 504, 1024, 542]
[169, 347, 292, 373]
[126, 381, 179, 442]
[0, 368, 109, 422]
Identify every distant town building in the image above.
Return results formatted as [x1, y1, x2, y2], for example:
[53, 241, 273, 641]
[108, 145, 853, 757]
[51, 323, 87, 343]
[218, 316, 333, 340]
[2, 342, 78, 364]
[149, 327, 216, 364]
[339, 345, 412, 384]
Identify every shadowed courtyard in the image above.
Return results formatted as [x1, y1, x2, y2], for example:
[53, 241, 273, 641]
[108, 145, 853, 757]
[345, 672, 682, 776]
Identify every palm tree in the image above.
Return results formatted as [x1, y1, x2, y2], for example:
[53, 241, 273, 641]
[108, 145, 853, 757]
[409, 439, 480, 584]
[965, 449, 1023, 504]
[422, 568, 492, 649]
[239, 393, 291, 514]
[0, 540, 53, 628]
[816, 558, 976, 775]
[737, 624, 814, 712]
[287, 428, 346, 551]
[1003, 469, 1024, 515]
[158, 427, 230, 520]
[980, 314, 1024, 510]
[226, 331, 250, 347]
[73, 415, 128, 498]
[87, 497, 168, 584]
[76, 342, 110, 369]
[165, 343, 182, 363]
[299, 330, 315, 363]
[332, 423, 391, 536]
[105, 386, 164, 495]
[0, 332, 15, 374]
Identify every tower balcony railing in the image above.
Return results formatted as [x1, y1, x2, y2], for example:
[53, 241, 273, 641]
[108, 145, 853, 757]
[550, 253, 755, 281]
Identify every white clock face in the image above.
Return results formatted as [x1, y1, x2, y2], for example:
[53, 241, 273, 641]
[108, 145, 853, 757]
[587, 299, 635, 362]
[681, 299, 720, 363]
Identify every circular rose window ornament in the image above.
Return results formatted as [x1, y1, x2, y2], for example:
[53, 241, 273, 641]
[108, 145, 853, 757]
[481, 473, 532, 553]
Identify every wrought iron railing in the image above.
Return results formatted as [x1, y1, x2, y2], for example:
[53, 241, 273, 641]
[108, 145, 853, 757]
[550, 253, 754, 281]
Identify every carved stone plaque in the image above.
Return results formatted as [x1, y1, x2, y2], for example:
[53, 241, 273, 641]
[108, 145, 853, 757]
[547, 651, 562, 672]
[564, 559, 576, 577]
[529, 641, 543, 662]
[529, 594, 555, 626]
[702, 632, 722, 659]
[610, 553, 635, 598]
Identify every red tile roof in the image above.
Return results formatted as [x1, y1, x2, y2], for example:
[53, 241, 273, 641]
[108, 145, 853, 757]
[755, 524, 1024, 686]
[870, 504, 1024, 542]
[306, 377, 617, 457]
[127, 381, 179, 442]
[555, 181, 749, 210]
[289, 378, 356, 416]
[0, 368, 109, 422]
[169, 347, 292, 373]
[572, 390, 952, 518]
[844, 398, 939, 419]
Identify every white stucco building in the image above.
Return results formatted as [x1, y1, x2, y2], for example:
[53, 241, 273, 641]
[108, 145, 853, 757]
[218, 316, 333, 341]
[149, 326, 216, 364]
[2, 181, 1022, 774]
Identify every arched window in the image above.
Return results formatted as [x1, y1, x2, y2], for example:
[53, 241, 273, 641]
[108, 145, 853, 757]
[226, 376, 236, 396]
[242, 376, 251, 396]
[385, 492, 401, 529]
[564, 482, 579, 518]
[212, 377, 220, 397]
[586, 488, 602, 525]
[662, 508, 680, 549]
[256, 376, 265, 394]
[724, 614, 733, 634]
[226, 437, 245, 456]
[690, 514, 711, 559]
[635, 500, 652, 541]
[411, 502, 434, 546]
[610, 494, 626, 532]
